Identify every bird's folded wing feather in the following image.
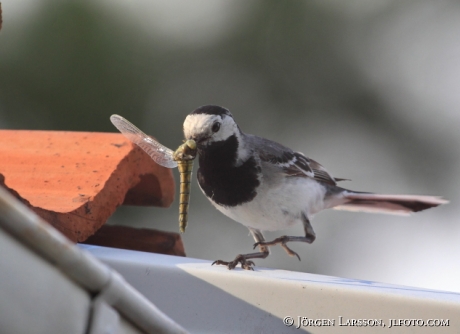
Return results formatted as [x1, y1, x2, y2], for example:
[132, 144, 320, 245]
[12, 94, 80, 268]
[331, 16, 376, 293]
[249, 134, 340, 186]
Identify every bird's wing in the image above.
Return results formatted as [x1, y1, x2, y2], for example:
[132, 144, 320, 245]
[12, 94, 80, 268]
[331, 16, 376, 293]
[248, 135, 340, 186]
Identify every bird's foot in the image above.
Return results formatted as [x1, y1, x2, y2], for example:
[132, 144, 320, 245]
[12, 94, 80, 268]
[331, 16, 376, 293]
[254, 235, 301, 261]
[212, 255, 255, 270]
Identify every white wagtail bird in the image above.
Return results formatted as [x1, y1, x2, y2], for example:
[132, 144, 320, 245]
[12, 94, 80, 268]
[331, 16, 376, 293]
[183, 105, 448, 270]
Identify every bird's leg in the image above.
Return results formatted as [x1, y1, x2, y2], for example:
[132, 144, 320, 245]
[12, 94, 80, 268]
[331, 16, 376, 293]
[253, 213, 316, 261]
[212, 229, 269, 270]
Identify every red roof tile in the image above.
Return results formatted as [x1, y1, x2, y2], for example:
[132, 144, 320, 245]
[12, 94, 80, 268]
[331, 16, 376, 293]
[0, 130, 175, 242]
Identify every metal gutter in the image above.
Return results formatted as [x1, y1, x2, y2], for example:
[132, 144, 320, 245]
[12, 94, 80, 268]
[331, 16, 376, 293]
[0, 186, 187, 334]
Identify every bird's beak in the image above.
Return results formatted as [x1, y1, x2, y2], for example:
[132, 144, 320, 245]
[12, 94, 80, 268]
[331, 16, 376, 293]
[190, 134, 210, 146]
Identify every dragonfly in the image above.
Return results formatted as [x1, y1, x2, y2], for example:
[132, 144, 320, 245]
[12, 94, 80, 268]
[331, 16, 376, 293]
[110, 115, 197, 233]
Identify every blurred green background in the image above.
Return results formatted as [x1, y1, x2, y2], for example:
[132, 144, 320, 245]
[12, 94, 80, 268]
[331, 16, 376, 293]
[1, 0, 459, 292]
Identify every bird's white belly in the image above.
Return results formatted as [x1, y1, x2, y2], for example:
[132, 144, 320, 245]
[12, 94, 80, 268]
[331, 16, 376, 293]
[203, 177, 327, 232]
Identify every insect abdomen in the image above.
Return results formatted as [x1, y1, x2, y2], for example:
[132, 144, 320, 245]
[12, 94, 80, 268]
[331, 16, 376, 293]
[177, 160, 194, 233]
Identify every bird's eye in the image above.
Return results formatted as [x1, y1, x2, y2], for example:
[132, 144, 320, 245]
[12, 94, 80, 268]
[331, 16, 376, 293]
[212, 122, 221, 133]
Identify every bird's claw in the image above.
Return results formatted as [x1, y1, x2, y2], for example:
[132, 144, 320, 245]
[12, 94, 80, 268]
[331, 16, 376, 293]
[282, 244, 301, 261]
[212, 256, 255, 270]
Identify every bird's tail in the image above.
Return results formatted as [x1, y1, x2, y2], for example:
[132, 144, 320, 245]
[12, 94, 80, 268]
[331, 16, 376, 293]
[333, 192, 448, 215]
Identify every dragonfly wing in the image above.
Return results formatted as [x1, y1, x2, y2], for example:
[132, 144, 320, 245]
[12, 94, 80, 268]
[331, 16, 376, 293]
[110, 114, 178, 168]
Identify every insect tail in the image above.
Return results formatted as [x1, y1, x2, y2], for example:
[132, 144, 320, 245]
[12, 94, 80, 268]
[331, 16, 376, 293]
[177, 160, 194, 233]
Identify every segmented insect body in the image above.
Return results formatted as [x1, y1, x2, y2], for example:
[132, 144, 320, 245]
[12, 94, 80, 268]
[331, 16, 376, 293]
[173, 140, 196, 232]
[110, 114, 197, 233]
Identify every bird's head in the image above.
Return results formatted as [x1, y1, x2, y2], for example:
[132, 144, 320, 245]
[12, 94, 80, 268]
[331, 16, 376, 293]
[183, 105, 240, 147]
